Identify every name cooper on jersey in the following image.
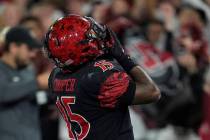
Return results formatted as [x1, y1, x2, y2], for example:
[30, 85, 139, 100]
[53, 78, 77, 92]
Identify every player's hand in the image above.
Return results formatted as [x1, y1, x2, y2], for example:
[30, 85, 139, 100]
[104, 27, 137, 72]
[104, 27, 125, 60]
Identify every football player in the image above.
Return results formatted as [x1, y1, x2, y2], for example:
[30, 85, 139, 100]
[44, 14, 160, 140]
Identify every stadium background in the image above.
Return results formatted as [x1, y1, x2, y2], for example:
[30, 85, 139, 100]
[0, 0, 210, 140]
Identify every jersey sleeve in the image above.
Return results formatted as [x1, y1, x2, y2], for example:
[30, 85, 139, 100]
[97, 71, 136, 109]
[48, 68, 59, 93]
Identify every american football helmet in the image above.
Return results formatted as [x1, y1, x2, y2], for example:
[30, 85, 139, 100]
[44, 14, 107, 69]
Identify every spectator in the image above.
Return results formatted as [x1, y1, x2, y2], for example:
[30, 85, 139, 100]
[107, 0, 134, 32]
[19, 15, 53, 74]
[95, 0, 135, 44]
[183, 0, 210, 20]
[175, 23, 209, 73]
[182, 0, 210, 59]
[130, 0, 157, 24]
[174, 6, 209, 105]
[65, 0, 85, 15]
[29, 2, 64, 32]
[19, 16, 45, 42]
[0, 2, 24, 27]
[142, 19, 174, 52]
[155, 1, 177, 32]
[0, 27, 49, 140]
[125, 18, 202, 140]
[199, 66, 210, 140]
[174, 21, 208, 109]
[19, 16, 58, 140]
[89, 1, 110, 24]
[177, 5, 208, 30]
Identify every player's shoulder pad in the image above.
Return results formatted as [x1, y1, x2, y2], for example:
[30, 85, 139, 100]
[83, 59, 125, 86]
[92, 59, 124, 73]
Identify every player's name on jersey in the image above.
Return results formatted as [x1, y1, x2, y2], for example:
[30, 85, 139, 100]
[53, 78, 76, 92]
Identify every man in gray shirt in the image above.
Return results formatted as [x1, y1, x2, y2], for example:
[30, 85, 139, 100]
[0, 27, 49, 140]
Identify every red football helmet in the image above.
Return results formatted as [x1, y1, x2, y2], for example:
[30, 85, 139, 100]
[44, 14, 107, 69]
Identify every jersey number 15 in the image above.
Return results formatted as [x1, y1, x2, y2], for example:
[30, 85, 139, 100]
[56, 96, 90, 140]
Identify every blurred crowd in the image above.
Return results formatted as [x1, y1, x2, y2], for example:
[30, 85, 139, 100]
[0, 0, 210, 140]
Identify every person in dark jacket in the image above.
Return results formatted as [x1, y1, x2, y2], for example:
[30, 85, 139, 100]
[0, 27, 49, 140]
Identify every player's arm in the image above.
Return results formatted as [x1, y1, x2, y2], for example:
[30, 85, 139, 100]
[129, 66, 160, 104]
[105, 28, 160, 104]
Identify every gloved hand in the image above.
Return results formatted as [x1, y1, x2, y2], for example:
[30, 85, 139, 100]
[104, 27, 137, 72]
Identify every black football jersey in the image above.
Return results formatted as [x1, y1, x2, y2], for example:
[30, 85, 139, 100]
[48, 58, 136, 140]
